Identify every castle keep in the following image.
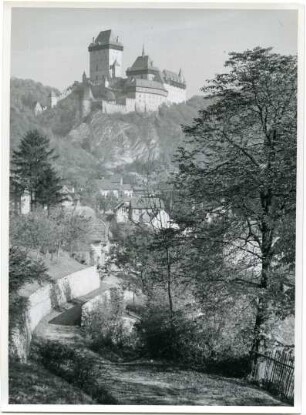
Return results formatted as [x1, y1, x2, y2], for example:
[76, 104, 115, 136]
[51, 29, 187, 115]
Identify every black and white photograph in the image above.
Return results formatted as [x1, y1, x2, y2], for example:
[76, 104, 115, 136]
[1, 3, 303, 410]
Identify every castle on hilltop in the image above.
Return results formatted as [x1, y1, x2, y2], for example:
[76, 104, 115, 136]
[50, 29, 187, 116]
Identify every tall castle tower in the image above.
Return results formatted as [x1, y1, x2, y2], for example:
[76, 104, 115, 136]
[88, 30, 123, 83]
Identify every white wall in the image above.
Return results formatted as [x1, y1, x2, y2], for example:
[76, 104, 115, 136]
[164, 84, 186, 104]
[26, 266, 100, 331]
[10, 266, 100, 361]
[21, 193, 31, 215]
[116, 204, 129, 223]
[102, 101, 127, 114]
[135, 91, 167, 112]
[109, 49, 123, 78]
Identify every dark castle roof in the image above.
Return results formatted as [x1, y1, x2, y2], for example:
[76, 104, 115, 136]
[162, 69, 186, 88]
[163, 69, 184, 83]
[89, 29, 123, 51]
[126, 54, 161, 75]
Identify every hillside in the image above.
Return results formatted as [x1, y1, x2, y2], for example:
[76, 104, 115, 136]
[10, 78, 207, 187]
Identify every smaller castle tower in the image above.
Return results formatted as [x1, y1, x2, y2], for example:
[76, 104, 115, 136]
[49, 90, 58, 108]
[82, 70, 88, 83]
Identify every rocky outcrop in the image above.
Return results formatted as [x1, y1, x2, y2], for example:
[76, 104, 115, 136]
[65, 96, 206, 169]
[68, 113, 160, 168]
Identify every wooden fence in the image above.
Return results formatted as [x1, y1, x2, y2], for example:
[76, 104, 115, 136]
[250, 349, 294, 403]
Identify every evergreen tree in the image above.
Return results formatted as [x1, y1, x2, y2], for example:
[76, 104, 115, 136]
[11, 129, 62, 210]
[35, 165, 63, 209]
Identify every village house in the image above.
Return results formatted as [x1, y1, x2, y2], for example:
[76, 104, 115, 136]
[96, 176, 133, 199]
[114, 196, 171, 229]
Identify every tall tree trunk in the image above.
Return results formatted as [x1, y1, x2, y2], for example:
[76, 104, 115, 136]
[30, 191, 35, 212]
[166, 247, 174, 320]
[251, 185, 274, 375]
[166, 246, 175, 356]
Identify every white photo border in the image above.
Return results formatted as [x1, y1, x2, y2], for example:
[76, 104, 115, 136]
[0, 1, 305, 414]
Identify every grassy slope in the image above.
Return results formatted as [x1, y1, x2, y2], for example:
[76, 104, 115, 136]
[9, 360, 95, 404]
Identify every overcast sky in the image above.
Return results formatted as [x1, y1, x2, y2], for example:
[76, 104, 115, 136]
[11, 8, 298, 98]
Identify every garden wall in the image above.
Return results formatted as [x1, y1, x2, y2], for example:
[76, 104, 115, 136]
[10, 266, 100, 361]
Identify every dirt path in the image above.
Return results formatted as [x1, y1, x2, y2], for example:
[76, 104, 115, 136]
[33, 273, 286, 406]
[88, 358, 285, 406]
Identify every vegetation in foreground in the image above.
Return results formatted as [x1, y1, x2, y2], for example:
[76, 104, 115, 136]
[9, 359, 95, 404]
[26, 339, 284, 406]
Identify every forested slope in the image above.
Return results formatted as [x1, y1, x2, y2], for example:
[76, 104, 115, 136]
[10, 77, 206, 187]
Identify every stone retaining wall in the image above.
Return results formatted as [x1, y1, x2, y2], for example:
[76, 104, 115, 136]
[10, 266, 100, 361]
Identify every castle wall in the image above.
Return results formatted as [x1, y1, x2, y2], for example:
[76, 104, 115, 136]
[164, 83, 186, 104]
[102, 101, 128, 114]
[102, 90, 168, 114]
[134, 90, 167, 112]
[57, 86, 74, 103]
[82, 99, 92, 117]
[126, 97, 137, 112]
[51, 96, 58, 108]
[102, 97, 137, 114]
[50, 85, 74, 109]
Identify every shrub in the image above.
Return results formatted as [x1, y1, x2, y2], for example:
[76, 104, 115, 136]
[136, 308, 252, 377]
[82, 288, 140, 359]
[205, 354, 252, 378]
